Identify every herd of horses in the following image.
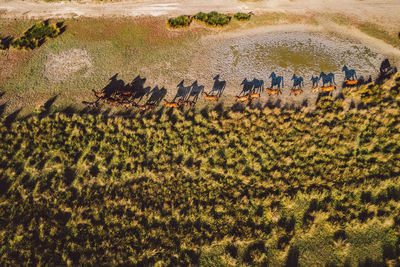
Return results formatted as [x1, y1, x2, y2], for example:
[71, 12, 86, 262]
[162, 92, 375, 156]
[83, 64, 374, 109]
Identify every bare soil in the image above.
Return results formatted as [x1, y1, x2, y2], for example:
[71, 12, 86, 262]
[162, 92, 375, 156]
[44, 49, 92, 82]
[1, 0, 400, 30]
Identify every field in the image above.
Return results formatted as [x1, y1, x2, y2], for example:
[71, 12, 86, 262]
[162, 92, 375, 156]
[1, 73, 400, 266]
[1, 1, 400, 265]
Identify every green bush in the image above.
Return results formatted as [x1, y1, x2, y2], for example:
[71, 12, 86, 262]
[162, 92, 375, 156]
[193, 11, 231, 26]
[234, 12, 252, 21]
[167, 15, 192, 28]
[9, 21, 62, 50]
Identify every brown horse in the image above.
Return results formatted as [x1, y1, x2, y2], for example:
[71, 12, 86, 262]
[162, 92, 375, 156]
[163, 99, 178, 108]
[92, 89, 105, 99]
[290, 89, 303, 96]
[321, 85, 335, 92]
[203, 92, 219, 101]
[178, 99, 195, 107]
[235, 95, 249, 102]
[137, 103, 156, 111]
[82, 101, 100, 108]
[345, 79, 358, 85]
[248, 93, 260, 99]
[265, 88, 280, 95]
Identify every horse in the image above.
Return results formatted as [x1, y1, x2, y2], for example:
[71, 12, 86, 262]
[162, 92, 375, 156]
[269, 72, 284, 91]
[209, 74, 226, 97]
[265, 88, 280, 95]
[248, 93, 260, 99]
[136, 103, 156, 111]
[311, 75, 319, 88]
[240, 78, 254, 96]
[342, 65, 357, 81]
[235, 95, 249, 102]
[203, 92, 219, 101]
[319, 72, 335, 87]
[291, 74, 304, 89]
[290, 89, 303, 96]
[92, 89, 105, 99]
[321, 85, 335, 92]
[163, 99, 178, 108]
[82, 101, 100, 108]
[252, 78, 264, 93]
[177, 99, 195, 108]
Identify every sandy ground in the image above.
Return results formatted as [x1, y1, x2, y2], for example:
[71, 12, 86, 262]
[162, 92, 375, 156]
[182, 22, 400, 109]
[1, 0, 400, 30]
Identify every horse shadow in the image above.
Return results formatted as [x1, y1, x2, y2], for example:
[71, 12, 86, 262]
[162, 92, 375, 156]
[101, 73, 127, 98]
[39, 94, 59, 118]
[173, 80, 192, 101]
[252, 78, 264, 93]
[240, 78, 254, 96]
[4, 108, 22, 128]
[375, 59, 397, 85]
[269, 72, 284, 91]
[188, 80, 205, 102]
[291, 74, 304, 89]
[130, 75, 150, 103]
[209, 74, 226, 97]
[146, 86, 167, 105]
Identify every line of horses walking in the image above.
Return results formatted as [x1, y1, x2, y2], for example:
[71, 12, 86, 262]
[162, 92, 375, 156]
[84, 64, 362, 109]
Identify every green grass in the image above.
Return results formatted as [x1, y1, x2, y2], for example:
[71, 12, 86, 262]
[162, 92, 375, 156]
[0, 17, 202, 115]
[358, 22, 400, 49]
[0, 74, 400, 265]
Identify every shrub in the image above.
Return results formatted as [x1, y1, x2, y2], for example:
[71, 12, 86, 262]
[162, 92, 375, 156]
[167, 15, 192, 28]
[234, 12, 252, 21]
[193, 12, 231, 26]
[10, 21, 63, 50]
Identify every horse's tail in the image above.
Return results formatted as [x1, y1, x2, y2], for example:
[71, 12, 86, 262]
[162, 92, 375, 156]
[281, 77, 284, 88]
[332, 74, 336, 85]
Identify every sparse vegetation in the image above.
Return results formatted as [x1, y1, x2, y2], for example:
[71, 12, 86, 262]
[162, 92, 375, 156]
[234, 12, 252, 21]
[1, 74, 400, 265]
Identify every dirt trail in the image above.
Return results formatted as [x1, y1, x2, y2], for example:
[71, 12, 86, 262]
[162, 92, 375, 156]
[1, 0, 400, 29]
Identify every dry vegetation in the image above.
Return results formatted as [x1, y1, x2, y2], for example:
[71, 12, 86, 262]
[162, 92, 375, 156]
[0, 74, 400, 266]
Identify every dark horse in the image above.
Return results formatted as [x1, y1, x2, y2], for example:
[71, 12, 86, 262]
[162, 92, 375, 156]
[319, 72, 335, 87]
[311, 75, 319, 88]
[269, 72, 284, 91]
[342, 65, 357, 81]
[291, 74, 304, 89]
[252, 78, 264, 93]
[240, 78, 254, 96]
[209, 74, 226, 97]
